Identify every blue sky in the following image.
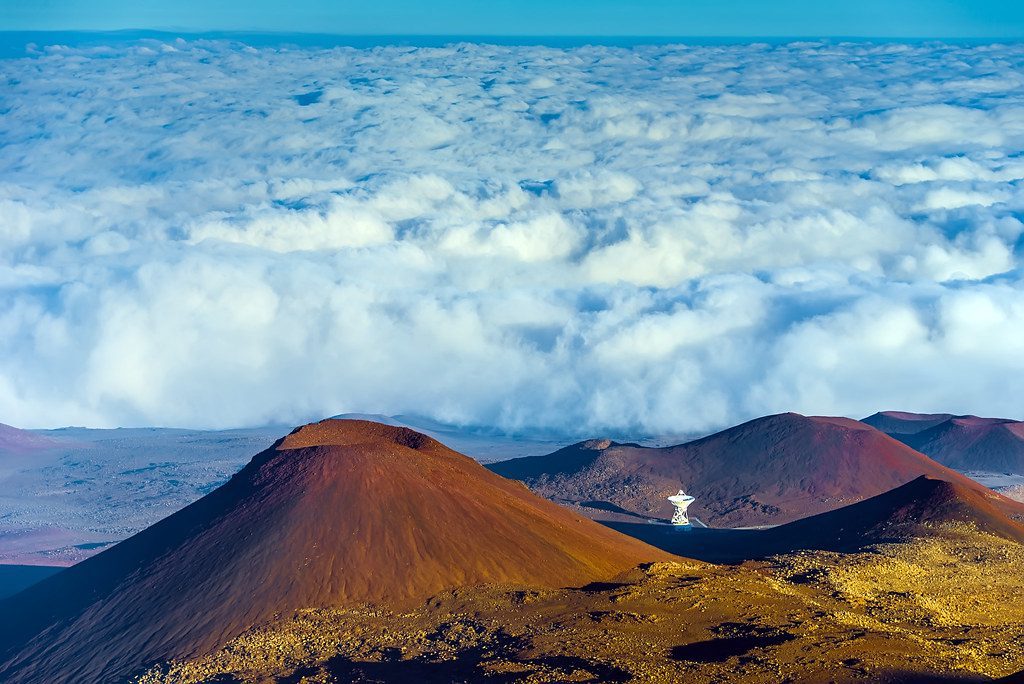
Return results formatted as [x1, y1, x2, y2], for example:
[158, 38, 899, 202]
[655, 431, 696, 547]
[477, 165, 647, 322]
[2, 0, 1023, 37]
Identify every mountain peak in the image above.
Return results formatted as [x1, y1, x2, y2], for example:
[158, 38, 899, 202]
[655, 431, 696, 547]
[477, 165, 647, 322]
[865, 411, 1024, 472]
[278, 418, 444, 451]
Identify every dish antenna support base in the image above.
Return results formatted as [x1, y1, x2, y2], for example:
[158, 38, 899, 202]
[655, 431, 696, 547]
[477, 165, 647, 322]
[667, 490, 695, 526]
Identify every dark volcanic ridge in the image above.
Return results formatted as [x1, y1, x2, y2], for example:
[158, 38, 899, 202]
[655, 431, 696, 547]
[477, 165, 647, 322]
[489, 412, 1023, 528]
[0, 419, 670, 684]
[860, 411, 958, 435]
[864, 410, 1024, 474]
[771, 474, 1024, 550]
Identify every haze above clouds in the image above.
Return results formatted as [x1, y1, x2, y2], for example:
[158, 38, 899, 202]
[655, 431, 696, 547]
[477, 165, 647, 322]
[2, 40, 1023, 434]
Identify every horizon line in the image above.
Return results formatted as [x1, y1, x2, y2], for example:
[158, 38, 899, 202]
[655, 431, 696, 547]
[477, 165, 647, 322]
[2, 29, 1023, 42]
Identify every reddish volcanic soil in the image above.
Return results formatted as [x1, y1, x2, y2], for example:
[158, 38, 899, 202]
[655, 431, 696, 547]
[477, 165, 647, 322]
[0, 423, 63, 454]
[132, 472, 1024, 684]
[865, 411, 1024, 473]
[0, 419, 670, 684]
[489, 412, 1021, 528]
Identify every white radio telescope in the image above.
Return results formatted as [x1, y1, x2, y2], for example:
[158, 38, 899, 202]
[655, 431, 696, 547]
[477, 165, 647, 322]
[667, 490, 695, 526]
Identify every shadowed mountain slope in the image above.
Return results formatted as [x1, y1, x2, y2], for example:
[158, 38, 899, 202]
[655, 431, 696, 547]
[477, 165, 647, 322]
[864, 411, 1024, 474]
[767, 475, 1024, 551]
[489, 413, 1020, 528]
[0, 419, 670, 684]
[603, 475, 1024, 563]
[861, 411, 957, 436]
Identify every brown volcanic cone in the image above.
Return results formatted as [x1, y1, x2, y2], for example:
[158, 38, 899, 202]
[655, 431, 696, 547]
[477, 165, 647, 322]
[489, 413, 1019, 528]
[865, 411, 1024, 473]
[0, 419, 669, 684]
[764, 475, 1024, 551]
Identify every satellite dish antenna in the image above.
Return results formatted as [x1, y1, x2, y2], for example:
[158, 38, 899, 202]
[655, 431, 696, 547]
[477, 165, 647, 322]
[667, 490, 695, 526]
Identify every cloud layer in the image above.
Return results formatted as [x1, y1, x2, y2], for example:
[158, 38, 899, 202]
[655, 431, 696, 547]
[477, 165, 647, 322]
[2, 39, 1023, 434]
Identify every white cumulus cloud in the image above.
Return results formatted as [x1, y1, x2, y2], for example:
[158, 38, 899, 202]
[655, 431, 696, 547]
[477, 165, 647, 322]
[1, 39, 1023, 435]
